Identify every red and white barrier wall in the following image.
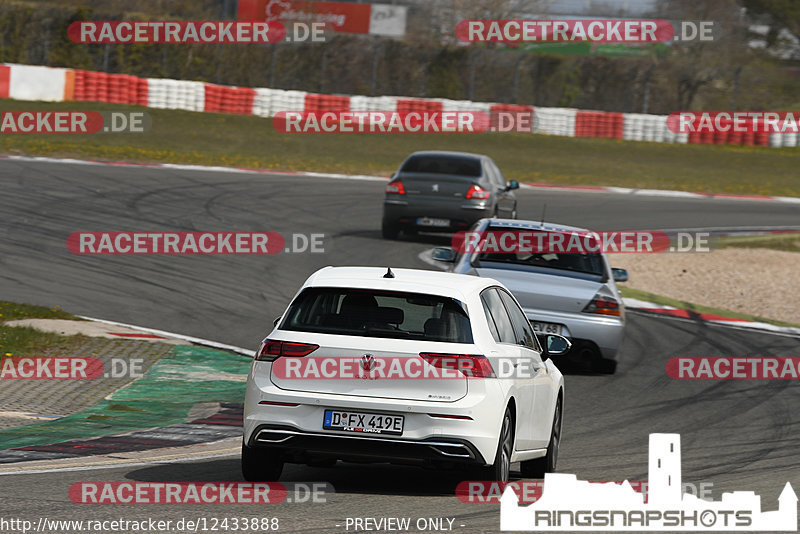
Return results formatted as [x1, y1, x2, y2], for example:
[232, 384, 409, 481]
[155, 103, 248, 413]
[1, 62, 795, 147]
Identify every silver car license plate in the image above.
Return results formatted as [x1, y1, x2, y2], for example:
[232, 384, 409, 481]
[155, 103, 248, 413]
[417, 217, 450, 227]
[532, 321, 562, 335]
[323, 410, 404, 435]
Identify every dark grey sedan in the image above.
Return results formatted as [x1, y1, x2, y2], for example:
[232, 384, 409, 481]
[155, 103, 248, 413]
[381, 151, 519, 239]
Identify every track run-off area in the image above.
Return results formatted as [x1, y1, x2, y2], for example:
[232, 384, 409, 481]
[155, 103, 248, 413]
[1, 157, 799, 533]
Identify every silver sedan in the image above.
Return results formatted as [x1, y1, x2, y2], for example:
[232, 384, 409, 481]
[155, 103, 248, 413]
[433, 218, 628, 374]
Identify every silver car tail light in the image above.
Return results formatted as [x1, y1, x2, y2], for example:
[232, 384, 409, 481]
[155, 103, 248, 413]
[582, 294, 621, 317]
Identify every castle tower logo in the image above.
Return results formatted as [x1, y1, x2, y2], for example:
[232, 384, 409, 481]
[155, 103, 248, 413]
[501, 434, 797, 531]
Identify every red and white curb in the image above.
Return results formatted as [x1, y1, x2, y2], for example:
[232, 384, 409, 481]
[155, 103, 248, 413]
[3, 154, 800, 204]
[623, 298, 800, 337]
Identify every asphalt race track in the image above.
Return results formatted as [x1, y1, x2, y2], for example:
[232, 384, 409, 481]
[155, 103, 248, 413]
[1, 157, 800, 532]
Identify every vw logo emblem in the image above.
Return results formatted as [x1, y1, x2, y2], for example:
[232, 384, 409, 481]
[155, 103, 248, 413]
[361, 354, 376, 372]
[432, 184, 439, 192]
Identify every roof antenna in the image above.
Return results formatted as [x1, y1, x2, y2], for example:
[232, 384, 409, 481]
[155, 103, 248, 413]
[383, 267, 395, 279]
[540, 203, 547, 227]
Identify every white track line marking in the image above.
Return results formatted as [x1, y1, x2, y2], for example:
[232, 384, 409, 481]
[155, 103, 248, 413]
[77, 315, 254, 356]
[4, 154, 800, 203]
[0, 450, 239, 476]
[0, 155, 387, 182]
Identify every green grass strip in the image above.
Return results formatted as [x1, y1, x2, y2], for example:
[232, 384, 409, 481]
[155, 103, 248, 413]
[2, 100, 800, 196]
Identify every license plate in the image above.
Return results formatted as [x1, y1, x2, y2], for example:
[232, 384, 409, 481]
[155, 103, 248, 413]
[532, 321, 562, 335]
[323, 410, 404, 435]
[417, 217, 450, 227]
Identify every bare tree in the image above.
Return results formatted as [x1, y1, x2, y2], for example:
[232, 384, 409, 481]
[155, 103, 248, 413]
[654, 0, 751, 109]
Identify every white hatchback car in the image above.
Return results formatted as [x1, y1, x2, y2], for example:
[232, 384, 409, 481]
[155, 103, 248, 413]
[242, 266, 567, 482]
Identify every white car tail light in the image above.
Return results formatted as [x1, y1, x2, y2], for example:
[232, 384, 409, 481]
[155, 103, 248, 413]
[256, 340, 319, 362]
[419, 353, 495, 378]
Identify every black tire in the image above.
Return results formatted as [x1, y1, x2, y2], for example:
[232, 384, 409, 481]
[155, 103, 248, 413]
[381, 221, 400, 239]
[521, 396, 562, 478]
[241, 443, 284, 482]
[477, 408, 513, 482]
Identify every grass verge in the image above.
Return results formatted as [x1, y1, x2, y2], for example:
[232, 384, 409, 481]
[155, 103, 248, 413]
[0, 301, 77, 321]
[717, 233, 800, 253]
[619, 286, 800, 328]
[0, 301, 85, 357]
[2, 100, 800, 196]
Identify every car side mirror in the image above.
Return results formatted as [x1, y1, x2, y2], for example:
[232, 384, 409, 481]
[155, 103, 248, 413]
[390, 172, 397, 179]
[538, 334, 572, 361]
[273, 316, 282, 327]
[431, 247, 457, 263]
[506, 180, 520, 191]
[612, 268, 628, 282]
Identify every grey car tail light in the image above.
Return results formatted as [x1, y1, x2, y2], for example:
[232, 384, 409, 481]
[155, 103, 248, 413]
[465, 184, 490, 199]
[385, 180, 405, 194]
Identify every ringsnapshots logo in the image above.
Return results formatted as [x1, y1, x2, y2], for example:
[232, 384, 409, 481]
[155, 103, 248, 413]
[500, 434, 798, 531]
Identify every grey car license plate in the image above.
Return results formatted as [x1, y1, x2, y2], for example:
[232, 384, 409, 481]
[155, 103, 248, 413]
[417, 217, 450, 227]
[323, 410, 404, 435]
[532, 321, 562, 335]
